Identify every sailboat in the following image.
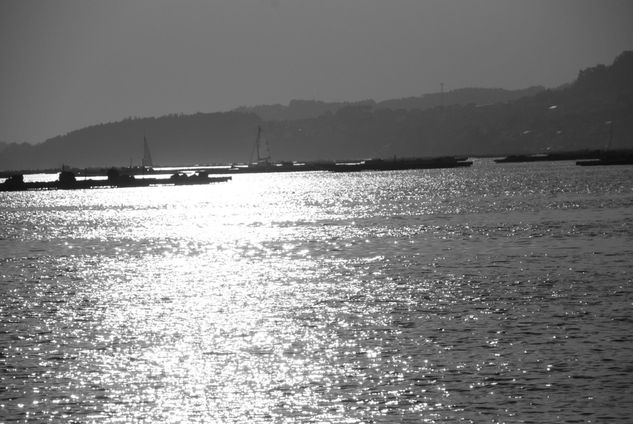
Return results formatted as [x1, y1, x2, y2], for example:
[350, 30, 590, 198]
[142, 136, 154, 170]
[254, 126, 270, 165]
[249, 126, 274, 169]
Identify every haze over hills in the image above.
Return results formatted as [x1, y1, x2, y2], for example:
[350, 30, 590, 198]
[1, 51, 632, 171]
[235, 86, 546, 122]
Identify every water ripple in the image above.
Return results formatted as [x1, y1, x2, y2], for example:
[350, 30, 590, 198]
[1, 162, 633, 422]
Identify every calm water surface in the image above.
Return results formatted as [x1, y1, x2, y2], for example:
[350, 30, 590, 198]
[1, 160, 632, 423]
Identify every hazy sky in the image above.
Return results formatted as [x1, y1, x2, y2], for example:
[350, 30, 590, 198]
[1, 0, 632, 144]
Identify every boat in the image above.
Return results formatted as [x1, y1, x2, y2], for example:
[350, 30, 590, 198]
[142, 136, 154, 170]
[248, 126, 276, 170]
[0, 174, 27, 191]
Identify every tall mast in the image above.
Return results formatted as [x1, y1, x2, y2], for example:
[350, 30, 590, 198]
[142, 136, 153, 169]
[256, 126, 271, 164]
[255, 126, 262, 163]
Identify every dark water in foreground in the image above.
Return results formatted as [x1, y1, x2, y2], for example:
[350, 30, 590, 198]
[1, 160, 633, 423]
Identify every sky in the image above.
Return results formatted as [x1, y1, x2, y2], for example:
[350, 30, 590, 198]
[1, 0, 632, 144]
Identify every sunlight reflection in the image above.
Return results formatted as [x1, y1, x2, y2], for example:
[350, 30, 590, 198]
[4, 167, 633, 421]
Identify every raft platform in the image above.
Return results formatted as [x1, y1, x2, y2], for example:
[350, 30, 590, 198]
[1, 169, 231, 192]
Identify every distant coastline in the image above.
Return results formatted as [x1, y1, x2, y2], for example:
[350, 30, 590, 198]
[1, 51, 631, 171]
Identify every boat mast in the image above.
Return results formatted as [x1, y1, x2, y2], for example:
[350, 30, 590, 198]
[142, 136, 153, 169]
[253, 126, 271, 164]
[255, 126, 262, 163]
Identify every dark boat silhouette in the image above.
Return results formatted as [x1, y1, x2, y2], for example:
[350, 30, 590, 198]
[0, 174, 27, 191]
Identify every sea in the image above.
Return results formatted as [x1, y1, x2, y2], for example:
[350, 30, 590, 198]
[1, 159, 632, 423]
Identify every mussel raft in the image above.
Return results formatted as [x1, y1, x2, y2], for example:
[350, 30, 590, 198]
[0, 169, 231, 192]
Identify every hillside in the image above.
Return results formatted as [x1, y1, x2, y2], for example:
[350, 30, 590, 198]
[234, 87, 545, 122]
[0, 113, 260, 169]
[234, 99, 376, 122]
[1, 51, 631, 170]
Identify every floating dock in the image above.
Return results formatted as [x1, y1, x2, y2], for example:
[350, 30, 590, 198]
[0, 170, 231, 192]
[1, 156, 476, 192]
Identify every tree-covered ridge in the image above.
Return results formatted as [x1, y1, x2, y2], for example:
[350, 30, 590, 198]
[234, 86, 546, 122]
[0, 113, 260, 170]
[1, 51, 631, 171]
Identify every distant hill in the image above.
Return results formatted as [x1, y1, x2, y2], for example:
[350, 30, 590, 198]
[0, 113, 260, 170]
[375, 86, 546, 111]
[1, 51, 631, 170]
[234, 87, 545, 122]
[234, 99, 377, 122]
